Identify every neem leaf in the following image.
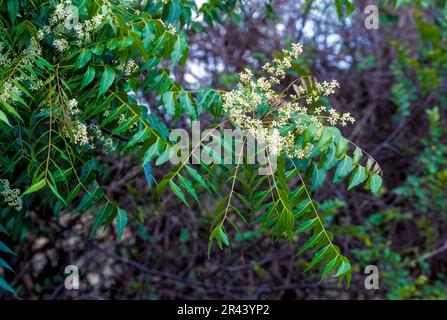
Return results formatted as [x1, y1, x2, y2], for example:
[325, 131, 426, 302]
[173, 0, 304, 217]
[334, 156, 353, 183]
[348, 166, 368, 190]
[81, 66, 95, 89]
[22, 179, 46, 196]
[310, 163, 327, 190]
[115, 208, 128, 240]
[369, 174, 382, 193]
[162, 91, 176, 116]
[97, 65, 115, 97]
[75, 49, 92, 69]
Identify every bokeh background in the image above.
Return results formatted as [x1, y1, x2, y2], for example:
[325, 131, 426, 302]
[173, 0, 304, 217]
[3, 0, 447, 299]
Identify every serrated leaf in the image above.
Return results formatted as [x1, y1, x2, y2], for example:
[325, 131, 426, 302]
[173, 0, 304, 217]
[155, 146, 172, 166]
[320, 256, 340, 281]
[178, 174, 199, 203]
[76, 187, 105, 213]
[90, 202, 116, 238]
[142, 139, 161, 165]
[0, 258, 14, 273]
[81, 66, 95, 89]
[0, 241, 15, 255]
[0, 277, 15, 293]
[348, 166, 368, 190]
[126, 128, 150, 149]
[317, 127, 334, 152]
[297, 218, 318, 233]
[334, 258, 351, 277]
[22, 179, 46, 196]
[297, 231, 324, 255]
[169, 180, 189, 207]
[353, 147, 362, 164]
[115, 208, 128, 240]
[310, 163, 327, 190]
[334, 156, 353, 183]
[335, 136, 349, 159]
[305, 244, 332, 272]
[218, 228, 230, 246]
[186, 166, 210, 192]
[171, 34, 188, 66]
[0, 110, 11, 126]
[162, 91, 176, 116]
[179, 92, 197, 119]
[75, 49, 92, 69]
[98, 66, 116, 97]
[322, 144, 338, 170]
[369, 174, 382, 193]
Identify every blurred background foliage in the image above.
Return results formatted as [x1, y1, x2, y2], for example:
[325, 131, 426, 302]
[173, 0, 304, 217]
[1, 0, 447, 299]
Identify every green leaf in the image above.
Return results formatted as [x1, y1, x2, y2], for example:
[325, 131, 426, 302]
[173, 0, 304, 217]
[179, 92, 197, 119]
[218, 227, 230, 246]
[0, 258, 14, 273]
[81, 66, 95, 89]
[348, 166, 368, 190]
[142, 139, 161, 165]
[115, 208, 128, 240]
[305, 244, 332, 272]
[171, 34, 188, 66]
[186, 166, 210, 192]
[317, 127, 334, 152]
[75, 49, 92, 69]
[0, 110, 12, 126]
[369, 174, 382, 193]
[22, 179, 46, 196]
[320, 256, 340, 281]
[126, 128, 151, 149]
[0, 277, 15, 293]
[155, 146, 172, 166]
[334, 258, 351, 277]
[297, 231, 324, 255]
[335, 136, 349, 159]
[353, 147, 362, 165]
[333, 156, 353, 183]
[169, 180, 189, 207]
[7, 0, 19, 24]
[97, 66, 116, 97]
[0, 225, 7, 234]
[310, 163, 327, 190]
[297, 218, 318, 233]
[0, 241, 15, 255]
[322, 144, 338, 170]
[90, 202, 116, 238]
[76, 187, 105, 213]
[162, 91, 176, 116]
[178, 174, 199, 203]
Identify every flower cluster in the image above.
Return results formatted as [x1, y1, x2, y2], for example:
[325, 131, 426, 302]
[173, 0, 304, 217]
[0, 41, 12, 66]
[0, 81, 21, 103]
[0, 179, 23, 211]
[63, 98, 115, 152]
[41, 0, 106, 50]
[0, 37, 43, 105]
[123, 59, 139, 76]
[223, 43, 355, 159]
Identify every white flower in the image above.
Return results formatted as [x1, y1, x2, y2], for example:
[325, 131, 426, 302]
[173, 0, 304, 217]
[53, 38, 69, 52]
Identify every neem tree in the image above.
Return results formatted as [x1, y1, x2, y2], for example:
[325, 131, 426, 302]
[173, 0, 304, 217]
[0, 0, 383, 293]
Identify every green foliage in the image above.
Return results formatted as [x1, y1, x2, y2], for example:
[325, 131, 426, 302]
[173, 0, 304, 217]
[0, 0, 384, 294]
